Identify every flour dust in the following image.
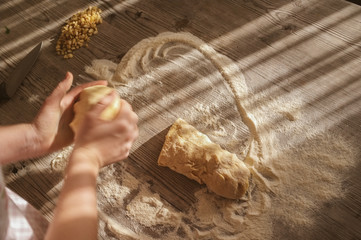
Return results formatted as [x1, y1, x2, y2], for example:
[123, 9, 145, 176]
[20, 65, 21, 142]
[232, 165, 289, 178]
[49, 32, 359, 239]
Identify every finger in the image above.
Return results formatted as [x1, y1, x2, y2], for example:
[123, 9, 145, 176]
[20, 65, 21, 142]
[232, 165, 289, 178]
[88, 91, 117, 117]
[55, 72, 73, 99]
[131, 124, 139, 141]
[66, 80, 108, 101]
[117, 100, 138, 125]
[61, 80, 108, 110]
[130, 111, 139, 124]
[48, 72, 73, 107]
[118, 141, 132, 161]
[117, 99, 133, 116]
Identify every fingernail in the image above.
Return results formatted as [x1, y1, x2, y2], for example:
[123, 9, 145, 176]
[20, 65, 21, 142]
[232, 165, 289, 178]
[100, 92, 114, 104]
[65, 71, 72, 79]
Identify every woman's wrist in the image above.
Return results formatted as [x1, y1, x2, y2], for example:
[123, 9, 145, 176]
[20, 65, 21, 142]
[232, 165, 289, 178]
[18, 123, 46, 160]
[27, 123, 50, 158]
[67, 148, 101, 177]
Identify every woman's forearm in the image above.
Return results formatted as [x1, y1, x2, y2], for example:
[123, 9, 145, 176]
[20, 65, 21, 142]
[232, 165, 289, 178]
[0, 124, 41, 164]
[45, 149, 100, 240]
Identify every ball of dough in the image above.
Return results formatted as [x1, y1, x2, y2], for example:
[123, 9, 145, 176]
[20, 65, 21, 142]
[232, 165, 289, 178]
[70, 85, 121, 134]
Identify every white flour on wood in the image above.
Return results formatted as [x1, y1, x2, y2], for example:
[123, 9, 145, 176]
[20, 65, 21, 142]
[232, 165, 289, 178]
[51, 32, 359, 239]
[50, 145, 73, 172]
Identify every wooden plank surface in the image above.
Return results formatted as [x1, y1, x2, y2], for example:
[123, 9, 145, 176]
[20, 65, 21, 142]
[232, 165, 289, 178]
[1, 0, 361, 239]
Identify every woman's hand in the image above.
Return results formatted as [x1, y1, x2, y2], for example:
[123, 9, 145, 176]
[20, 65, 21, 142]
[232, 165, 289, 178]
[71, 91, 139, 168]
[31, 72, 107, 156]
[44, 78, 138, 240]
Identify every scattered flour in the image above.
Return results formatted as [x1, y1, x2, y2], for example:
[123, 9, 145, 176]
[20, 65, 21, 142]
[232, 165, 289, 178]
[51, 31, 359, 239]
[126, 189, 181, 227]
[84, 59, 117, 82]
[50, 145, 73, 172]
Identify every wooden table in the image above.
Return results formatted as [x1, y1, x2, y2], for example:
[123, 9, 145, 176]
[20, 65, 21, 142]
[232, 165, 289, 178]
[1, 0, 361, 239]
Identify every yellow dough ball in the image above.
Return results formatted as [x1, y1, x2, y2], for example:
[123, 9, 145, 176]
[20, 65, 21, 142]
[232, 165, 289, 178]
[70, 85, 121, 134]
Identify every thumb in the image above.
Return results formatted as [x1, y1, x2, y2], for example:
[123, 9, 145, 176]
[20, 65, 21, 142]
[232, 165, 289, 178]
[89, 91, 116, 117]
[51, 72, 73, 104]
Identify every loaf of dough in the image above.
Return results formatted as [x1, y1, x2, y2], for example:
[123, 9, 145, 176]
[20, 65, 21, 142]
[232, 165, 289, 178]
[158, 118, 250, 199]
[70, 85, 121, 134]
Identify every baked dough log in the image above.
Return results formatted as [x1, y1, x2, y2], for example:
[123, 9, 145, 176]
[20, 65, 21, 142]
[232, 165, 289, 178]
[70, 85, 121, 134]
[158, 118, 250, 199]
